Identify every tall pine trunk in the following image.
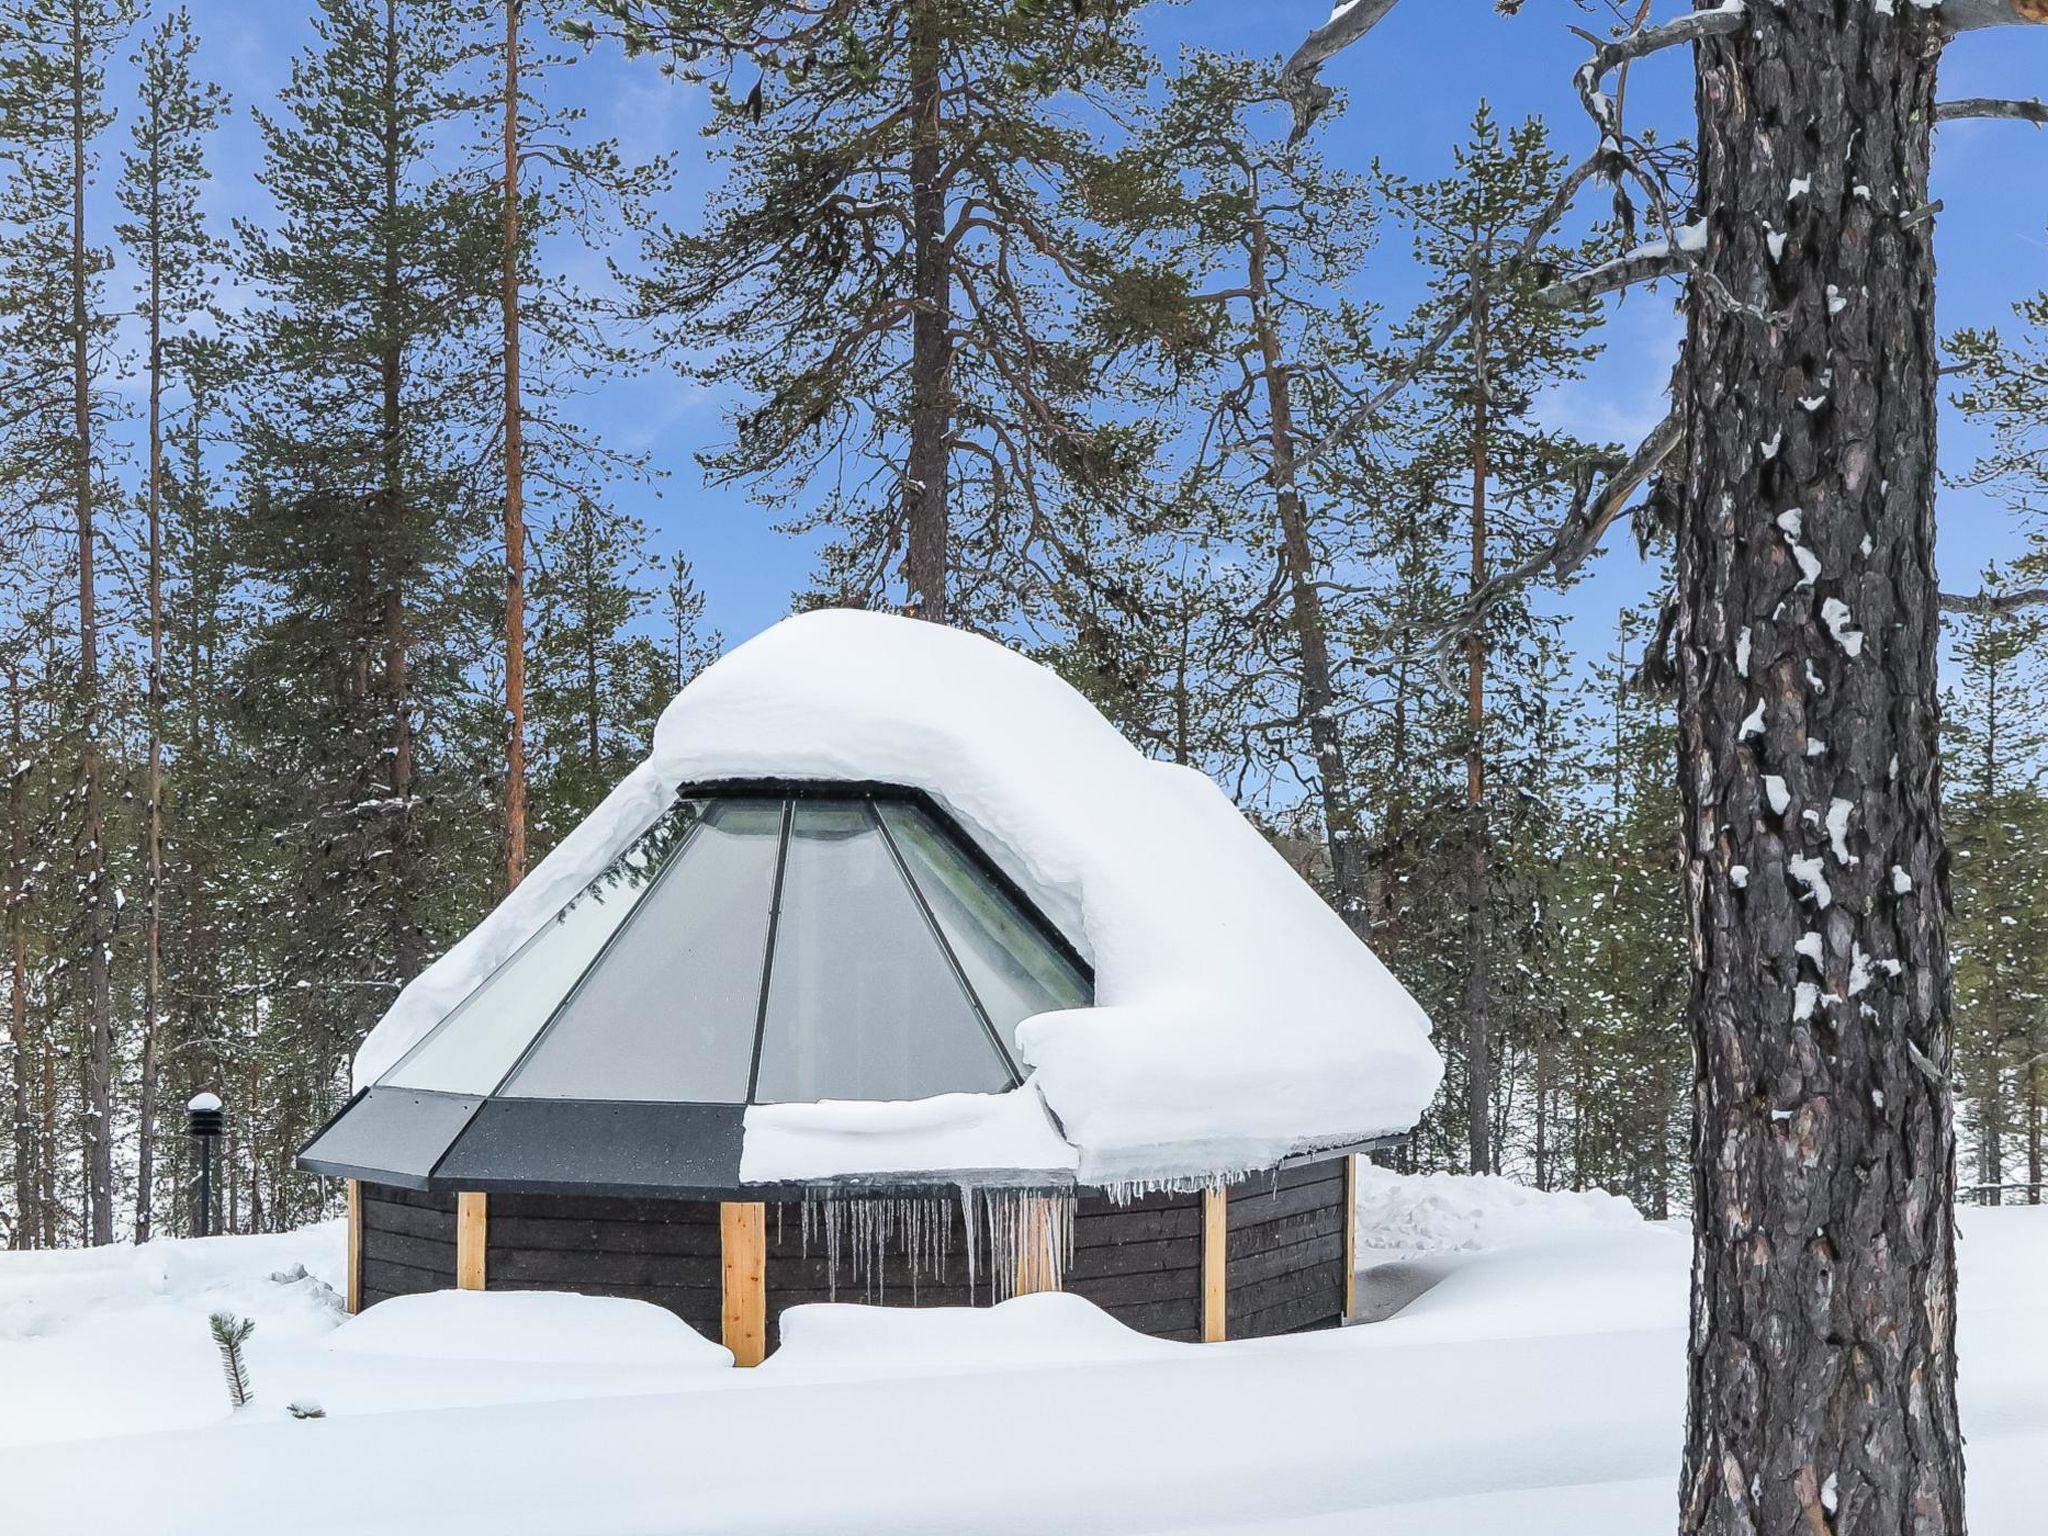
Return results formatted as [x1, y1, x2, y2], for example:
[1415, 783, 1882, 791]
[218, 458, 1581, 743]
[500, 0, 529, 891]
[1249, 204, 1372, 941]
[1676, 8, 1963, 1532]
[68, 8, 113, 1248]
[135, 144, 166, 1246]
[903, 4, 950, 623]
[1462, 266, 1492, 1177]
[6, 670, 32, 1248]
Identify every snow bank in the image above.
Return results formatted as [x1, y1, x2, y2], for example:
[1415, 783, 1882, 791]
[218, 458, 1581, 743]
[326, 1290, 733, 1369]
[1353, 1163, 1644, 1261]
[355, 610, 1442, 1184]
[766, 1291, 1182, 1377]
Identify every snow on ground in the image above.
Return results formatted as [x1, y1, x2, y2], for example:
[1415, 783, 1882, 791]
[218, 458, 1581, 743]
[2, 1181, 2044, 1535]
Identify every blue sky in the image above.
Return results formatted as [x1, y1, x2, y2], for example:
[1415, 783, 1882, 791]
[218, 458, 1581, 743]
[175, 0, 2048, 658]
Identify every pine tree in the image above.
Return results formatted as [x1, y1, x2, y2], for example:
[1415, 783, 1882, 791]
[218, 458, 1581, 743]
[1374, 105, 1611, 1175]
[1942, 571, 2048, 1203]
[116, 4, 225, 1245]
[527, 498, 671, 846]
[660, 551, 721, 694]
[231, 0, 501, 1125]
[588, 0, 1158, 628]
[0, 0, 137, 1246]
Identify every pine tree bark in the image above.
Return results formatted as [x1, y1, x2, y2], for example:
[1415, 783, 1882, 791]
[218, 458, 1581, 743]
[68, 7, 114, 1249]
[6, 671, 33, 1248]
[500, 0, 529, 892]
[136, 131, 167, 1246]
[902, 3, 950, 624]
[1463, 265, 1492, 1178]
[1676, 8, 1964, 1532]
[1248, 205, 1374, 941]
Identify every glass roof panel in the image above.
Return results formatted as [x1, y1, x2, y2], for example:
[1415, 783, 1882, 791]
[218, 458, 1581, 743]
[753, 800, 1013, 1104]
[877, 801, 1092, 1060]
[501, 797, 784, 1103]
[381, 801, 703, 1094]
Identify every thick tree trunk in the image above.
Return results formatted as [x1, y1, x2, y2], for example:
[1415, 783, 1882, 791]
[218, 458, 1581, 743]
[1463, 270, 1492, 1178]
[69, 14, 113, 1249]
[1248, 210, 1374, 941]
[903, 4, 950, 623]
[1676, 8, 1964, 1533]
[500, 0, 529, 892]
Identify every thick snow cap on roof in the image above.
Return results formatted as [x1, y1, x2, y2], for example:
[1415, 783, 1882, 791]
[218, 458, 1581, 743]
[354, 610, 1442, 1186]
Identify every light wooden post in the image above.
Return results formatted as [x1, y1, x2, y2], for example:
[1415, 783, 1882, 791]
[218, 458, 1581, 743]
[1201, 1186, 1228, 1343]
[1012, 1194, 1065, 1298]
[721, 1202, 767, 1367]
[456, 1191, 488, 1291]
[345, 1178, 362, 1315]
[1343, 1155, 1360, 1321]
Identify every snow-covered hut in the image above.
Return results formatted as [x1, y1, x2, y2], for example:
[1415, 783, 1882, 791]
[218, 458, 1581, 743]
[300, 610, 1442, 1359]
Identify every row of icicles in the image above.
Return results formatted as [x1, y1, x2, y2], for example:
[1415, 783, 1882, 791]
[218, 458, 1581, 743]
[793, 1188, 1076, 1305]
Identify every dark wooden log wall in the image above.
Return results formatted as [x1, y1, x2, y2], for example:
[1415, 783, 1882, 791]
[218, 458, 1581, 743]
[1066, 1186, 1205, 1342]
[1225, 1159, 1347, 1338]
[357, 1184, 457, 1306]
[764, 1198, 978, 1352]
[358, 1156, 1348, 1348]
[483, 1191, 723, 1340]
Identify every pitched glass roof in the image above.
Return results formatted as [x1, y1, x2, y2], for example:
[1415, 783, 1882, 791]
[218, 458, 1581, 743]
[302, 786, 1093, 1195]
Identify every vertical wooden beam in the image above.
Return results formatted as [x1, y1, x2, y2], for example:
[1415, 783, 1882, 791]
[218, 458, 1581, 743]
[721, 1201, 767, 1367]
[1011, 1194, 1064, 1297]
[345, 1178, 362, 1315]
[1201, 1185, 1228, 1343]
[455, 1191, 488, 1291]
[1343, 1155, 1360, 1321]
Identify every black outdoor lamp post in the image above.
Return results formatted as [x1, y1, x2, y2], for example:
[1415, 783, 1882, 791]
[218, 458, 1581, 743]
[187, 1091, 224, 1238]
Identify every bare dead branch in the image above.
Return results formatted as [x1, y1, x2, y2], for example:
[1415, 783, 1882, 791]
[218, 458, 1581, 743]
[1279, 0, 1405, 141]
[1573, 5, 1748, 136]
[1537, 243, 1689, 307]
[1939, 586, 2048, 615]
[1939, 0, 2048, 31]
[1936, 96, 2048, 125]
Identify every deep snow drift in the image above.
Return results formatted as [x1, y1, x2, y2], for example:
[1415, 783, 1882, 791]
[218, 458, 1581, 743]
[352, 610, 1442, 1185]
[4, 1177, 2045, 1536]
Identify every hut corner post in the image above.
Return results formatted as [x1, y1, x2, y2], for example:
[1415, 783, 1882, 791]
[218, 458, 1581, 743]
[456, 1191, 488, 1291]
[1201, 1186, 1227, 1343]
[721, 1201, 767, 1367]
[346, 1178, 362, 1315]
[1343, 1154, 1359, 1322]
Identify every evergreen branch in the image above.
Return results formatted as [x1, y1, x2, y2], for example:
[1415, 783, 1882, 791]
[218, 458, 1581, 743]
[208, 1309, 255, 1409]
[1936, 97, 2048, 126]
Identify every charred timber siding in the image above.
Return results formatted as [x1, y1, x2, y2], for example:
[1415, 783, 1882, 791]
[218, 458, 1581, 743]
[1066, 1187, 1206, 1341]
[764, 1198, 978, 1352]
[357, 1184, 457, 1306]
[1224, 1160, 1346, 1337]
[483, 1190, 723, 1338]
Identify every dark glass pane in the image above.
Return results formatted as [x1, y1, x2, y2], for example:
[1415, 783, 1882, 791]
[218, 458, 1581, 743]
[877, 801, 1091, 1060]
[503, 798, 783, 1103]
[382, 801, 704, 1094]
[754, 800, 1012, 1103]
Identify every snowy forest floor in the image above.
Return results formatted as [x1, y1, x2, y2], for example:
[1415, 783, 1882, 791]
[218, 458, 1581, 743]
[2, 1174, 2044, 1535]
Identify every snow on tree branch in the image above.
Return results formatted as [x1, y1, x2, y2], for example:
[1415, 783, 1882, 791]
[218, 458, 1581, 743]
[1936, 97, 2048, 125]
[1572, 4, 1747, 139]
[1536, 227, 1700, 307]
